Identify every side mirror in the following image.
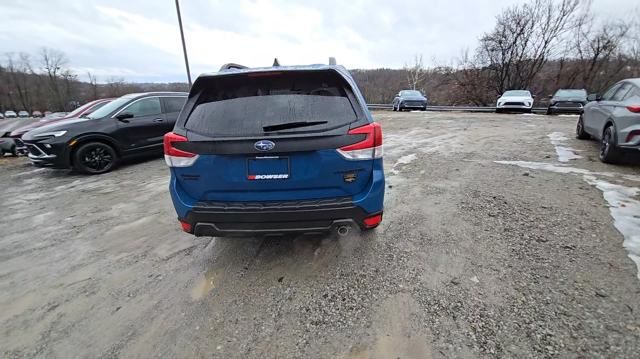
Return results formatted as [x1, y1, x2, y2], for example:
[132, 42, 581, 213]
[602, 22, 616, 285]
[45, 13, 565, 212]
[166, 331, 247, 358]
[587, 93, 601, 102]
[116, 112, 134, 122]
[496, 94, 501, 98]
[548, 95, 553, 99]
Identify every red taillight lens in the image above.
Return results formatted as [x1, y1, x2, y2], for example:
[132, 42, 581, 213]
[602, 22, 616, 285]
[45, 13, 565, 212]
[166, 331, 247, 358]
[337, 123, 383, 160]
[626, 105, 640, 113]
[179, 220, 192, 233]
[625, 129, 640, 142]
[164, 132, 198, 167]
[363, 213, 383, 228]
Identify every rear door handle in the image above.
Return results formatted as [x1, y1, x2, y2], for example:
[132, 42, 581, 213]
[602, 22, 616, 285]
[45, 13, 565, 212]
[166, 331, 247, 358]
[153, 118, 164, 123]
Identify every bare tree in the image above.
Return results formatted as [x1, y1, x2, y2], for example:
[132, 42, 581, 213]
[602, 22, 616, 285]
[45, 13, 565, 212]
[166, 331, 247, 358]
[4, 53, 37, 112]
[404, 54, 427, 90]
[40, 47, 70, 110]
[477, 0, 583, 95]
[87, 72, 98, 100]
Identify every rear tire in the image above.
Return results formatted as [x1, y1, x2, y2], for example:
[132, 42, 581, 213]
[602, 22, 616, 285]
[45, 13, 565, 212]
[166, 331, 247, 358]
[496, 108, 502, 114]
[72, 142, 118, 174]
[599, 125, 622, 164]
[576, 115, 590, 140]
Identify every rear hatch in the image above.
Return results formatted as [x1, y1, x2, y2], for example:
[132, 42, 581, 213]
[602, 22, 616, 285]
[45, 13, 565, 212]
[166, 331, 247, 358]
[166, 69, 381, 202]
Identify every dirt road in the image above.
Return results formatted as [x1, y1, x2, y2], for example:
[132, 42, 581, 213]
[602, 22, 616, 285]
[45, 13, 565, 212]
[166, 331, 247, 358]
[1, 111, 639, 358]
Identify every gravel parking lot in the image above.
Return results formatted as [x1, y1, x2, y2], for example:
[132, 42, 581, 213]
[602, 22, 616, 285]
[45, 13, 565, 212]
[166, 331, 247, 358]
[1, 111, 640, 358]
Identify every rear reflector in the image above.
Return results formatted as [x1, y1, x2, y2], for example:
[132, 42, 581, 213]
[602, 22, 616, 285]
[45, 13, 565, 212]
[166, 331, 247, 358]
[625, 129, 640, 142]
[363, 213, 383, 228]
[179, 220, 192, 233]
[337, 123, 383, 160]
[164, 132, 198, 167]
[626, 105, 640, 113]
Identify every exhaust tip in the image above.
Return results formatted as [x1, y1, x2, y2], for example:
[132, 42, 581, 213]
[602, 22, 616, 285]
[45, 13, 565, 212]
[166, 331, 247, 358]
[336, 225, 350, 237]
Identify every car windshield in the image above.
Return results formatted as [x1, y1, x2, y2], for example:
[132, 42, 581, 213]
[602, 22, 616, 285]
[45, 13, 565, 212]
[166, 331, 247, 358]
[554, 89, 587, 97]
[86, 96, 133, 119]
[65, 102, 95, 118]
[503, 90, 531, 97]
[400, 90, 422, 96]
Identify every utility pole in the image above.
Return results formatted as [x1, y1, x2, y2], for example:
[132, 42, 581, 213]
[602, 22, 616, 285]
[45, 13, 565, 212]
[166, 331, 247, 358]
[175, 0, 192, 87]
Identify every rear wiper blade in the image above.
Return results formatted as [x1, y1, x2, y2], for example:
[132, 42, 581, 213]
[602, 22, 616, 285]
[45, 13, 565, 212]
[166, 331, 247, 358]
[263, 121, 328, 132]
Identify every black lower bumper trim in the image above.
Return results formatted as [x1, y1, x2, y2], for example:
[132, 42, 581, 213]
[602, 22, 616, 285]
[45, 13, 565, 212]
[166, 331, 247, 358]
[182, 199, 378, 237]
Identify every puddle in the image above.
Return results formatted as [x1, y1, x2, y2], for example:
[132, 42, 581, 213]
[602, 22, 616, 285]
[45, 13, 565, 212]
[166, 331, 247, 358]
[347, 294, 431, 359]
[583, 176, 640, 280]
[548, 132, 581, 162]
[191, 269, 219, 300]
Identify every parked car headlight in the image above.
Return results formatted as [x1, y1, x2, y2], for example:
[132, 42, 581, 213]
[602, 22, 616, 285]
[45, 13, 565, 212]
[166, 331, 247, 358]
[34, 130, 67, 138]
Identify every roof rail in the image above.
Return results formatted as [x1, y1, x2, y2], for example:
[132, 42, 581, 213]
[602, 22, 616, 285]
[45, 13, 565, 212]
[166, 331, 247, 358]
[219, 63, 248, 71]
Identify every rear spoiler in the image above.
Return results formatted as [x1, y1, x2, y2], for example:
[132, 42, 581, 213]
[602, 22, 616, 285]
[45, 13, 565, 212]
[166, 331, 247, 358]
[218, 57, 337, 71]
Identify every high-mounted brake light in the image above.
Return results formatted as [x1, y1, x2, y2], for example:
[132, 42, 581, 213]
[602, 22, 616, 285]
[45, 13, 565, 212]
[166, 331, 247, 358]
[164, 132, 198, 167]
[627, 105, 640, 113]
[337, 123, 383, 160]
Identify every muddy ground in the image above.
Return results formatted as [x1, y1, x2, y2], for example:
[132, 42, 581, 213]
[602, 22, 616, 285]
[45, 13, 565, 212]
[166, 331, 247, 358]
[1, 111, 639, 358]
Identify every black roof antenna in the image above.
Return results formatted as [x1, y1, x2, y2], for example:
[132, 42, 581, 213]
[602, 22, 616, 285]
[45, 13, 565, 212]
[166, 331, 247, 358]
[273, 58, 280, 67]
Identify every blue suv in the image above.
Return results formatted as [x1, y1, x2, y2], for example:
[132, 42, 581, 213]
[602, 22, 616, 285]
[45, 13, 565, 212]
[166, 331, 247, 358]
[165, 62, 385, 237]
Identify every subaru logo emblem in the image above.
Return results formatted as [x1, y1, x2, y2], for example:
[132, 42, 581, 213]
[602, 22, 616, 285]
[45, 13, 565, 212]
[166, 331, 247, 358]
[254, 140, 275, 152]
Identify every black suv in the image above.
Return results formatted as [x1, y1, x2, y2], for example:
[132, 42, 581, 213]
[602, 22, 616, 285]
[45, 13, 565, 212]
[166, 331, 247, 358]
[22, 92, 187, 174]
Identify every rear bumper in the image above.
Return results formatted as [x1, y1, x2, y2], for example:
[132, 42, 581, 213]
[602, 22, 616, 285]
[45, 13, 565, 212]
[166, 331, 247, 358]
[170, 160, 385, 237]
[181, 198, 381, 236]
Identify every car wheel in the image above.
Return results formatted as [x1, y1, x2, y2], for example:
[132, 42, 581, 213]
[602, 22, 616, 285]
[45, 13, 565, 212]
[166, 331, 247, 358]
[599, 125, 622, 164]
[421, 106, 427, 111]
[496, 108, 502, 114]
[10, 145, 18, 157]
[575, 115, 590, 140]
[73, 142, 118, 174]
[546, 108, 553, 115]
[392, 103, 397, 112]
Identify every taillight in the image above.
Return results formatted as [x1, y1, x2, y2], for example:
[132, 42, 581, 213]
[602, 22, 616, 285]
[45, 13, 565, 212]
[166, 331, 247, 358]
[625, 129, 640, 142]
[363, 213, 383, 228]
[337, 123, 383, 160]
[164, 132, 198, 167]
[627, 105, 640, 113]
[179, 220, 192, 233]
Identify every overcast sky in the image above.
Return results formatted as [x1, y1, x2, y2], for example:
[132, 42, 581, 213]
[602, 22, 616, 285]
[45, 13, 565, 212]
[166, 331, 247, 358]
[0, 0, 636, 83]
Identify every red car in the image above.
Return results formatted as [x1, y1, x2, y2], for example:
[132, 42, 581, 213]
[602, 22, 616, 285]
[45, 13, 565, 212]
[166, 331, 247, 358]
[10, 98, 113, 154]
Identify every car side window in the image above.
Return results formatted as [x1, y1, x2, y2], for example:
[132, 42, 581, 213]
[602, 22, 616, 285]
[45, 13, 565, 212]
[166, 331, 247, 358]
[622, 85, 640, 101]
[611, 83, 632, 102]
[121, 98, 161, 118]
[601, 84, 621, 101]
[163, 97, 187, 113]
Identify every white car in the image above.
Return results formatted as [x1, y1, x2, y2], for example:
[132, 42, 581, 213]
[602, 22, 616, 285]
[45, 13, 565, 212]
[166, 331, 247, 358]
[496, 90, 535, 113]
[4, 110, 17, 118]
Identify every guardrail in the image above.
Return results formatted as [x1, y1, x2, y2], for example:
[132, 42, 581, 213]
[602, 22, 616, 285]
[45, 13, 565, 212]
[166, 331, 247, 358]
[367, 104, 549, 114]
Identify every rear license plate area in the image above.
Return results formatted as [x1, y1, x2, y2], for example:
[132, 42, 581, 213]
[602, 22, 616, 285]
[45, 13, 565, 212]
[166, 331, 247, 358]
[247, 157, 289, 180]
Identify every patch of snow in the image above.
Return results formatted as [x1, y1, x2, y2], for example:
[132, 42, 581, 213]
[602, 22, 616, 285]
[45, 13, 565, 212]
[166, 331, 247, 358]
[395, 153, 417, 166]
[494, 159, 640, 280]
[583, 175, 640, 280]
[547, 132, 582, 162]
[494, 161, 640, 183]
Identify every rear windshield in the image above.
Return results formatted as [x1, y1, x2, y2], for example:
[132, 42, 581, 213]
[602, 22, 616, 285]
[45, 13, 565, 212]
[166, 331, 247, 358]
[554, 89, 587, 97]
[185, 72, 359, 137]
